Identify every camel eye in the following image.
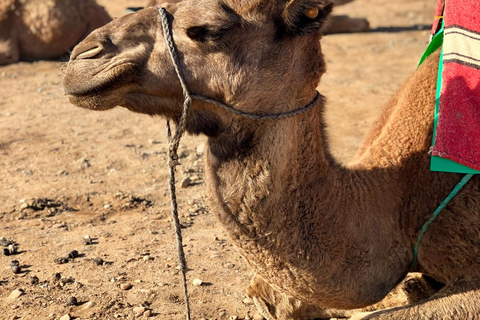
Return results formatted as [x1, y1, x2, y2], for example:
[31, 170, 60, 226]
[186, 25, 230, 43]
[186, 25, 209, 42]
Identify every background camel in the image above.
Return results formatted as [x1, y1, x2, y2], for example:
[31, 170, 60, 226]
[139, 0, 369, 33]
[62, 0, 480, 319]
[0, 0, 111, 65]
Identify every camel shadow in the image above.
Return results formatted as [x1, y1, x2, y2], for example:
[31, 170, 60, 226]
[369, 24, 431, 33]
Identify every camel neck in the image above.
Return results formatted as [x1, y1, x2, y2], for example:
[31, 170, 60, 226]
[203, 99, 406, 307]
[205, 95, 333, 220]
[202, 50, 452, 308]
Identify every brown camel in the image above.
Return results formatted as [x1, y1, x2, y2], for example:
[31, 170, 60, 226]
[0, 0, 111, 65]
[62, 0, 480, 319]
[144, 0, 368, 34]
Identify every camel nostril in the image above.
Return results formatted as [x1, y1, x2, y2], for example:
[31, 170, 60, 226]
[70, 45, 103, 61]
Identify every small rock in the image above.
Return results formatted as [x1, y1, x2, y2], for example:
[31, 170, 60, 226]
[230, 316, 238, 320]
[180, 177, 192, 188]
[30, 276, 39, 285]
[59, 314, 71, 320]
[252, 312, 266, 320]
[54, 257, 69, 264]
[61, 276, 75, 285]
[219, 310, 227, 317]
[133, 306, 146, 317]
[68, 250, 80, 259]
[52, 272, 62, 282]
[0, 237, 9, 246]
[92, 257, 104, 266]
[7, 289, 24, 302]
[83, 235, 93, 245]
[66, 296, 77, 306]
[143, 255, 153, 262]
[192, 278, 203, 286]
[10, 260, 19, 267]
[196, 144, 205, 156]
[8, 244, 17, 254]
[11, 265, 21, 274]
[21, 170, 33, 176]
[143, 309, 152, 317]
[243, 297, 254, 305]
[79, 158, 91, 169]
[81, 301, 96, 310]
[120, 283, 133, 290]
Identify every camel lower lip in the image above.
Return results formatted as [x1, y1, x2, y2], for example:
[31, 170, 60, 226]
[63, 63, 137, 97]
[68, 94, 117, 111]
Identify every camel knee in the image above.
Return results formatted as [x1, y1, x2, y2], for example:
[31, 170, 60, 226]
[247, 275, 356, 320]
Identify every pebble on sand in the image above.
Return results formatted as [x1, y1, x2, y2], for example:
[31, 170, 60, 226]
[192, 278, 204, 286]
[181, 177, 192, 188]
[6, 289, 24, 303]
[133, 306, 146, 317]
[120, 282, 133, 290]
[252, 312, 266, 320]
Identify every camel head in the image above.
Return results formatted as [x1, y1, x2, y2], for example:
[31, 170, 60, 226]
[63, 0, 333, 135]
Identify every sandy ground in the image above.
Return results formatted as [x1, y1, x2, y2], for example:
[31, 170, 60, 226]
[0, 0, 436, 319]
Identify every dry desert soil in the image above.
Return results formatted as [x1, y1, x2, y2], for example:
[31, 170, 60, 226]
[0, 0, 436, 319]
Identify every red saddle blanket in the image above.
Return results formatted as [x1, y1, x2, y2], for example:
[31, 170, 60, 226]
[431, 0, 480, 172]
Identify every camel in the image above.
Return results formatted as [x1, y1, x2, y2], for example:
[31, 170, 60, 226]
[141, 0, 368, 34]
[62, 0, 480, 319]
[0, 0, 111, 65]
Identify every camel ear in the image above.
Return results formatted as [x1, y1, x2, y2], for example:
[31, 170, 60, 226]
[281, 0, 333, 36]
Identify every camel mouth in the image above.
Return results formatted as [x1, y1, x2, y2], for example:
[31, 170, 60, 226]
[67, 93, 117, 111]
[64, 63, 137, 96]
[63, 62, 139, 110]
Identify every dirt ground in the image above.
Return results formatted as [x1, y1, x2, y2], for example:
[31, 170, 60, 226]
[0, 1, 437, 319]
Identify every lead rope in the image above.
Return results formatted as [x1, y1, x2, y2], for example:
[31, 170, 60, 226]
[411, 173, 474, 269]
[159, 7, 192, 320]
[158, 6, 321, 320]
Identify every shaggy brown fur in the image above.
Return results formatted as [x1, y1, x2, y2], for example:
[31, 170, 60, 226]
[0, 0, 111, 65]
[62, 0, 480, 319]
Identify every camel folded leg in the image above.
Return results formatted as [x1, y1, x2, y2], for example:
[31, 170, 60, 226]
[247, 273, 442, 320]
[350, 277, 480, 320]
[247, 275, 356, 320]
